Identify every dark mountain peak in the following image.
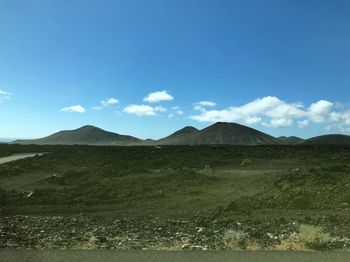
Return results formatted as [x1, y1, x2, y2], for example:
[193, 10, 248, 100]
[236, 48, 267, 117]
[211, 122, 245, 128]
[157, 122, 280, 145]
[193, 122, 280, 145]
[157, 126, 199, 145]
[74, 125, 105, 133]
[216, 122, 230, 125]
[69, 125, 111, 137]
[212, 122, 233, 127]
[14, 125, 141, 145]
[173, 126, 199, 135]
[204, 122, 253, 132]
[78, 125, 99, 130]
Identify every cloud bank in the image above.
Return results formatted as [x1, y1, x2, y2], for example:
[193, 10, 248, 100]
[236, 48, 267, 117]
[190, 96, 350, 131]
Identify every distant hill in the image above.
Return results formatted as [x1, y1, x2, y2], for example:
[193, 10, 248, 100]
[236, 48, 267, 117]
[189, 122, 280, 145]
[13, 125, 142, 146]
[0, 138, 14, 143]
[13, 123, 350, 146]
[158, 122, 280, 145]
[303, 134, 350, 145]
[157, 126, 199, 145]
[278, 136, 304, 144]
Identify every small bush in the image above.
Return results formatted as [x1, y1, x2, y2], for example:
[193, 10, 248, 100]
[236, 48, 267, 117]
[223, 229, 246, 249]
[245, 240, 261, 251]
[297, 224, 331, 250]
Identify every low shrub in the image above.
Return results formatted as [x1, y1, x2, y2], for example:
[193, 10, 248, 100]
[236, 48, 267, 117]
[222, 229, 246, 249]
[297, 224, 331, 250]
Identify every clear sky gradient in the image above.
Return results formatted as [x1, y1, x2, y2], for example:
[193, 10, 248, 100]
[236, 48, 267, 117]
[0, 0, 349, 139]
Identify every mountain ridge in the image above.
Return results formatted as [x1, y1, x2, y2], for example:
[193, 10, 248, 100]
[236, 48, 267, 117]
[11, 123, 350, 146]
[303, 134, 350, 145]
[156, 126, 199, 145]
[161, 122, 281, 145]
[14, 125, 141, 146]
[278, 136, 305, 144]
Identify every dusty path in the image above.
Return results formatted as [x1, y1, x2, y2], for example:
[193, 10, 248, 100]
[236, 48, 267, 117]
[0, 250, 349, 262]
[0, 153, 44, 165]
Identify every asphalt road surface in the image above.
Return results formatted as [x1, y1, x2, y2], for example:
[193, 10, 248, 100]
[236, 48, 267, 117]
[1, 250, 350, 262]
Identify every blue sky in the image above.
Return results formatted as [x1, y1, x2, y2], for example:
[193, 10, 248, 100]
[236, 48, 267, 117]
[0, 0, 350, 140]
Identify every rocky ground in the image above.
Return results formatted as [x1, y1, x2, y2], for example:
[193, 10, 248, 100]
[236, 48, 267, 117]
[1, 213, 350, 251]
[1, 145, 350, 252]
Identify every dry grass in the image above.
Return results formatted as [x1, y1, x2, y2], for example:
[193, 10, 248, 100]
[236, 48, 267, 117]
[246, 241, 261, 251]
[71, 235, 99, 249]
[274, 241, 310, 251]
[297, 224, 331, 249]
[273, 224, 331, 251]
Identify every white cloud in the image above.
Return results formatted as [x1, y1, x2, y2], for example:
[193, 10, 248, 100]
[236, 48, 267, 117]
[324, 125, 332, 131]
[122, 104, 169, 116]
[298, 119, 309, 129]
[0, 90, 11, 102]
[237, 96, 282, 115]
[191, 96, 285, 123]
[190, 96, 350, 131]
[245, 117, 262, 125]
[171, 106, 184, 116]
[143, 90, 173, 103]
[325, 109, 350, 132]
[268, 118, 293, 128]
[194, 105, 206, 112]
[323, 123, 350, 133]
[123, 104, 157, 116]
[196, 101, 216, 107]
[264, 103, 305, 119]
[154, 105, 167, 112]
[330, 110, 350, 125]
[101, 97, 119, 107]
[307, 100, 333, 123]
[61, 105, 86, 113]
[93, 97, 119, 110]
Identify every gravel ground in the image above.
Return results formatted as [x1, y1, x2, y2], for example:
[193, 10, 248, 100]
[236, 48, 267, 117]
[1, 213, 350, 250]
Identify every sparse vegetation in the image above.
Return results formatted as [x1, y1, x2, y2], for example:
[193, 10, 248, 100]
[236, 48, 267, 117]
[297, 224, 331, 250]
[1, 144, 350, 250]
[222, 229, 246, 249]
